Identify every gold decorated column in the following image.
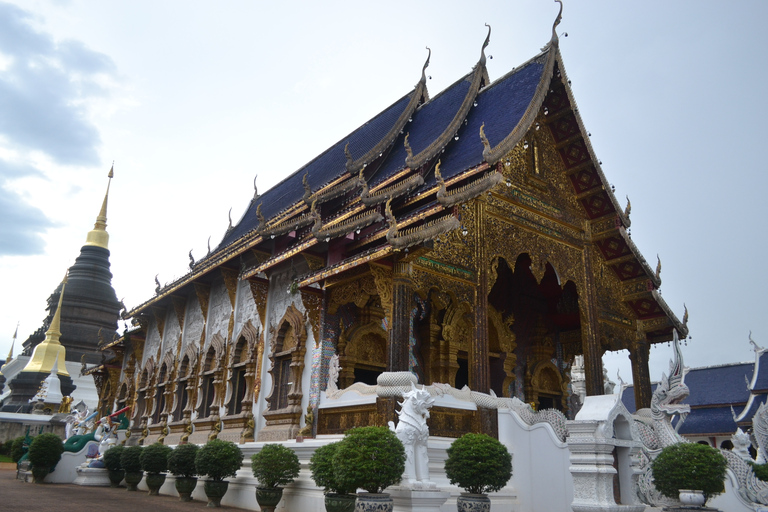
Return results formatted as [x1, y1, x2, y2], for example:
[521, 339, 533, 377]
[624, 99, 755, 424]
[580, 233, 604, 397]
[388, 257, 413, 371]
[629, 331, 652, 409]
[471, 198, 490, 393]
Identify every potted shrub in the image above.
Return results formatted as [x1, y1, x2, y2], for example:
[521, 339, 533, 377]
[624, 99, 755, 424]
[310, 441, 356, 512]
[444, 433, 512, 512]
[27, 433, 64, 483]
[195, 439, 244, 507]
[103, 445, 125, 487]
[120, 445, 143, 491]
[168, 442, 200, 501]
[140, 442, 172, 495]
[251, 443, 301, 512]
[651, 442, 727, 506]
[334, 426, 406, 512]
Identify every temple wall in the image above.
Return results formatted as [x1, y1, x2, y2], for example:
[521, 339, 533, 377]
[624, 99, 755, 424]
[143, 317, 161, 366]
[162, 306, 180, 354]
[182, 294, 204, 350]
[205, 278, 231, 349]
[233, 280, 258, 339]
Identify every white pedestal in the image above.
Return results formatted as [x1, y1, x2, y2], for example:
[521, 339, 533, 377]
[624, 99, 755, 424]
[73, 466, 111, 486]
[390, 487, 450, 512]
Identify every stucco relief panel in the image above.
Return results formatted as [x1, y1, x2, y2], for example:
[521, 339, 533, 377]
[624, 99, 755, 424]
[206, 280, 232, 347]
[183, 297, 204, 350]
[234, 279, 258, 337]
[143, 319, 162, 367]
[163, 307, 181, 354]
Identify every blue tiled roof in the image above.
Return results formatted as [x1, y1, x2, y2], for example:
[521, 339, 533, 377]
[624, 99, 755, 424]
[218, 49, 547, 250]
[753, 352, 768, 391]
[218, 91, 416, 247]
[683, 363, 752, 406]
[371, 73, 473, 187]
[431, 55, 546, 185]
[678, 406, 738, 436]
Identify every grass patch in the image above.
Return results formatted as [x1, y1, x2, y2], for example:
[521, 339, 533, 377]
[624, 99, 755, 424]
[0, 454, 13, 463]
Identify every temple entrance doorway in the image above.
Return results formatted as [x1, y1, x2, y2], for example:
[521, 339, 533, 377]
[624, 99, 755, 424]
[489, 254, 581, 412]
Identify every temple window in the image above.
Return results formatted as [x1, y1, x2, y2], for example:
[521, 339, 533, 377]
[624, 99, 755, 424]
[199, 347, 216, 418]
[173, 356, 189, 422]
[152, 363, 168, 424]
[227, 337, 248, 415]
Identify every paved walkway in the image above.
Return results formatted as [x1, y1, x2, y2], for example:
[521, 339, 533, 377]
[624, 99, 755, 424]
[0, 469, 245, 511]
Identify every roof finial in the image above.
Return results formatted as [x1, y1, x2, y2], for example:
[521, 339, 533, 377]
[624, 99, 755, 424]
[624, 196, 631, 218]
[655, 255, 662, 281]
[256, 202, 265, 227]
[188, 250, 195, 270]
[344, 142, 353, 167]
[253, 174, 259, 199]
[479, 122, 490, 152]
[21, 273, 70, 376]
[480, 24, 491, 66]
[228, 208, 233, 229]
[155, 274, 161, 294]
[84, 164, 114, 249]
[420, 47, 431, 83]
[404, 133, 413, 160]
[682, 303, 689, 328]
[551, 0, 564, 44]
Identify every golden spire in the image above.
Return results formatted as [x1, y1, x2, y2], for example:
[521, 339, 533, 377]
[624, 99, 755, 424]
[0, 323, 17, 373]
[84, 165, 114, 249]
[21, 274, 70, 376]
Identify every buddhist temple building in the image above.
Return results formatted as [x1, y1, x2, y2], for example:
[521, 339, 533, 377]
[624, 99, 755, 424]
[104, 10, 687, 445]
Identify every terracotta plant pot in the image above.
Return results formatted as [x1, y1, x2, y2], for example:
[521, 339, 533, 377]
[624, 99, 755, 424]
[355, 492, 393, 512]
[256, 487, 284, 512]
[456, 493, 491, 512]
[124, 470, 143, 491]
[107, 469, 125, 487]
[325, 492, 357, 512]
[204, 480, 229, 508]
[145, 472, 166, 495]
[175, 476, 198, 501]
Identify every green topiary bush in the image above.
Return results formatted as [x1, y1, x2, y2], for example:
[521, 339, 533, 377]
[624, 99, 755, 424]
[444, 433, 512, 495]
[334, 426, 406, 494]
[11, 435, 28, 463]
[651, 442, 727, 501]
[168, 443, 200, 478]
[103, 445, 125, 472]
[309, 441, 354, 495]
[251, 443, 300, 489]
[195, 439, 243, 482]
[120, 445, 143, 473]
[27, 433, 64, 482]
[140, 442, 172, 474]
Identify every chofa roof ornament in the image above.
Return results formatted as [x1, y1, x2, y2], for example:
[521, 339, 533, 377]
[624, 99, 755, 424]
[551, 0, 564, 45]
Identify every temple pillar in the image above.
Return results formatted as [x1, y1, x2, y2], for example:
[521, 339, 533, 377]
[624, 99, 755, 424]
[629, 332, 652, 410]
[471, 198, 490, 393]
[580, 237, 604, 396]
[388, 258, 413, 372]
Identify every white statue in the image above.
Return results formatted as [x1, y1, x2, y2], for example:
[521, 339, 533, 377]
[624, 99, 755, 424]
[388, 382, 436, 489]
[732, 428, 753, 462]
[327, 354, 341, 394]
[64, 400, 89, 439]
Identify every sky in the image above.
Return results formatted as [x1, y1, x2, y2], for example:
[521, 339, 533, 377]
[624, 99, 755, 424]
[0, 0, 766, 390]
